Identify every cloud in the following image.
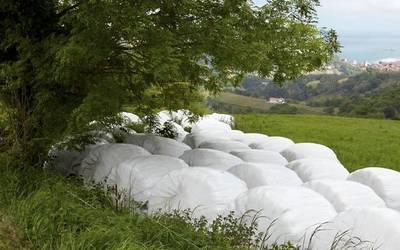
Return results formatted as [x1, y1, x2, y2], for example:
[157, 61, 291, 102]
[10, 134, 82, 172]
[319, 0, 400, 12]
[253, 0, 400, 34]
[317, 0, 400, 34]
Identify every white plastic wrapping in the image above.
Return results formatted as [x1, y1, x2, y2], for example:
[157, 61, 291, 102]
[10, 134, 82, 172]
[168, 121, 188, 142]
[49, 143, 104, 176]
[348, 167, 400, 210]
[198, 139, 250, 153]
[124, 134, 191, 158]
[107, 155, 188, 202]
[147, 167, 247, 220]
[286, 158, 349, 182]
[157, 110, 173, 125]
[230, 149, 288, 165]
[183, 133, 231, 148]
[183, 130, 245, 149]
[231, 133, 270, 145]
[191, 119, 232, 133]
[304, 180, 386, 212]
[80, 143, 151, 183]
[281, 143, 338, 162]
[179, 148, 243, 171]
[228, 163, 302, 188]
[203, 113, 235, 127]
[234, 186, 337, 246]
[249, 136, 295, 152]
[170, 109, 195, 128]
[310, 207, 400, 250]
[119, 112, 142, 125]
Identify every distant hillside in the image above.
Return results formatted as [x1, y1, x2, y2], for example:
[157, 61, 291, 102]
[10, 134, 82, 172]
[228, 67, 400, 119]
[208, 92, 323, 115]
[234, 71, 400, 101]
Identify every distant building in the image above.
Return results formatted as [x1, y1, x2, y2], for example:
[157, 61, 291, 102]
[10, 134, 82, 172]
[268, 97, 286, 104]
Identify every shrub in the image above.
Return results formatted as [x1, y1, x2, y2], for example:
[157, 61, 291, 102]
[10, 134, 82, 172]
[269, 104, 298, 114]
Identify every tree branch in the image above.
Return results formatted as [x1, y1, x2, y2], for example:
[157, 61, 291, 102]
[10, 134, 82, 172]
[57, 2, 81, 18]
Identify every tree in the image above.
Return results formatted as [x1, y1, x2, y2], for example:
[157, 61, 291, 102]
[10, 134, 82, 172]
[0, 0, 339, 165]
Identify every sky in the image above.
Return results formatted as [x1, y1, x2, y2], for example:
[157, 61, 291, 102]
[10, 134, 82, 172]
[252, 0, 400, 62]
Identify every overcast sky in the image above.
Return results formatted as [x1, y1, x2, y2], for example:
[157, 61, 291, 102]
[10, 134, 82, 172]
[253, 0, 400, 35]
[252, 0, 400, 61]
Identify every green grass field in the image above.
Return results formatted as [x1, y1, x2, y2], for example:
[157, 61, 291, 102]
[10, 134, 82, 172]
[213, 92, 323, 114]
[235, 114, 400, 172]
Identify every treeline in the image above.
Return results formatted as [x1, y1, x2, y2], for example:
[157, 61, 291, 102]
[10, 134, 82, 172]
[308, 84, 400, 119]
[233, 70, 400, 120]
[235, 71, 400, 101]
[207, 99, 299, 115]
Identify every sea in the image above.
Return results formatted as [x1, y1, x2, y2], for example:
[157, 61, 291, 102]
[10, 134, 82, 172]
[338, 34, 400, 63]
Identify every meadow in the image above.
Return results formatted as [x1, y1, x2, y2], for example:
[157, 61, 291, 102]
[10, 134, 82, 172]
[235, 114, 400, 172]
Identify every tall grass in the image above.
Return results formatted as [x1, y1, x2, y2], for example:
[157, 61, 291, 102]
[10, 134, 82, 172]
[235, 114, 400, 172]
[0, 153, 298, 250]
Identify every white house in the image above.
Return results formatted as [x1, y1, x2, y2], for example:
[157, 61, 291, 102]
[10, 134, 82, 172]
[268, 97, 286, 104]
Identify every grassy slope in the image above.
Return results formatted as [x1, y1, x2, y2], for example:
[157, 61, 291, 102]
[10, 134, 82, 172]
[213, 92, 323, 114]
[235, 114, 400, 172]
[0, 162, 297, 250]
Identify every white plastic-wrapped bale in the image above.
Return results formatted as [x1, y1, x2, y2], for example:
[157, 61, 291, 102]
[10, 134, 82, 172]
[49, 143, 104, 176]
[48, 133, 111, 176]
[249, 136, 295, 152]
[107, 155, 188, 202]
[80, 144, 151, 184]
[191, 119, 232, 133]
[202, 130, 245, 140]
[170, 109, 194, 128]
[234, 186, 337, 247]
[182, 130, 244, 148]
[231, 133, 270, 145]
[157, 110, 173, 125]
[198, 139, 250, 153]
[168, 121, 188, 142]
[228, 163, 302, 188]
[230, 149, 288, 165]
[124, 133, 148, 147]
[310, 207, 400, 250]
[286, 158, 349, 182]
[124, 134, 191, 158]
[183, 133, 230, 148]
[147, 167, 247, 221]
[204, 113, 235, 127]
[281, 143, 338, 162]
[119, 112, 142, 125]
[304, 180, 386, 212]
[179, 148, 243, 171]
[347, 167, 400, 211]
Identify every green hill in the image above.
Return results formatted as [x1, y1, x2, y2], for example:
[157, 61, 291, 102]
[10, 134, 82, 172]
[235, 114, 400, 172]
[209, 92, 323, 114]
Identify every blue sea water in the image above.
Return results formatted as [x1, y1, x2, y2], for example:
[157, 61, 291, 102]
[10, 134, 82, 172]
[338, 34, 400, 63]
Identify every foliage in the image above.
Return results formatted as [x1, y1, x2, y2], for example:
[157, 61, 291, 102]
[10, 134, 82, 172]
[236, 70, 400, 101]
[154, 121, 178, 139]
[235, 114, 400, 172]
[0, 0, 338, 166]
[234, 69, 400, 119]
[268, 104, 298, 114]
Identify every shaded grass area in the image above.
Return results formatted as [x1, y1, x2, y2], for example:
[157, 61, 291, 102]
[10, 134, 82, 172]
[0, 155, 297, 250]
[235, 114, 400, 172]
